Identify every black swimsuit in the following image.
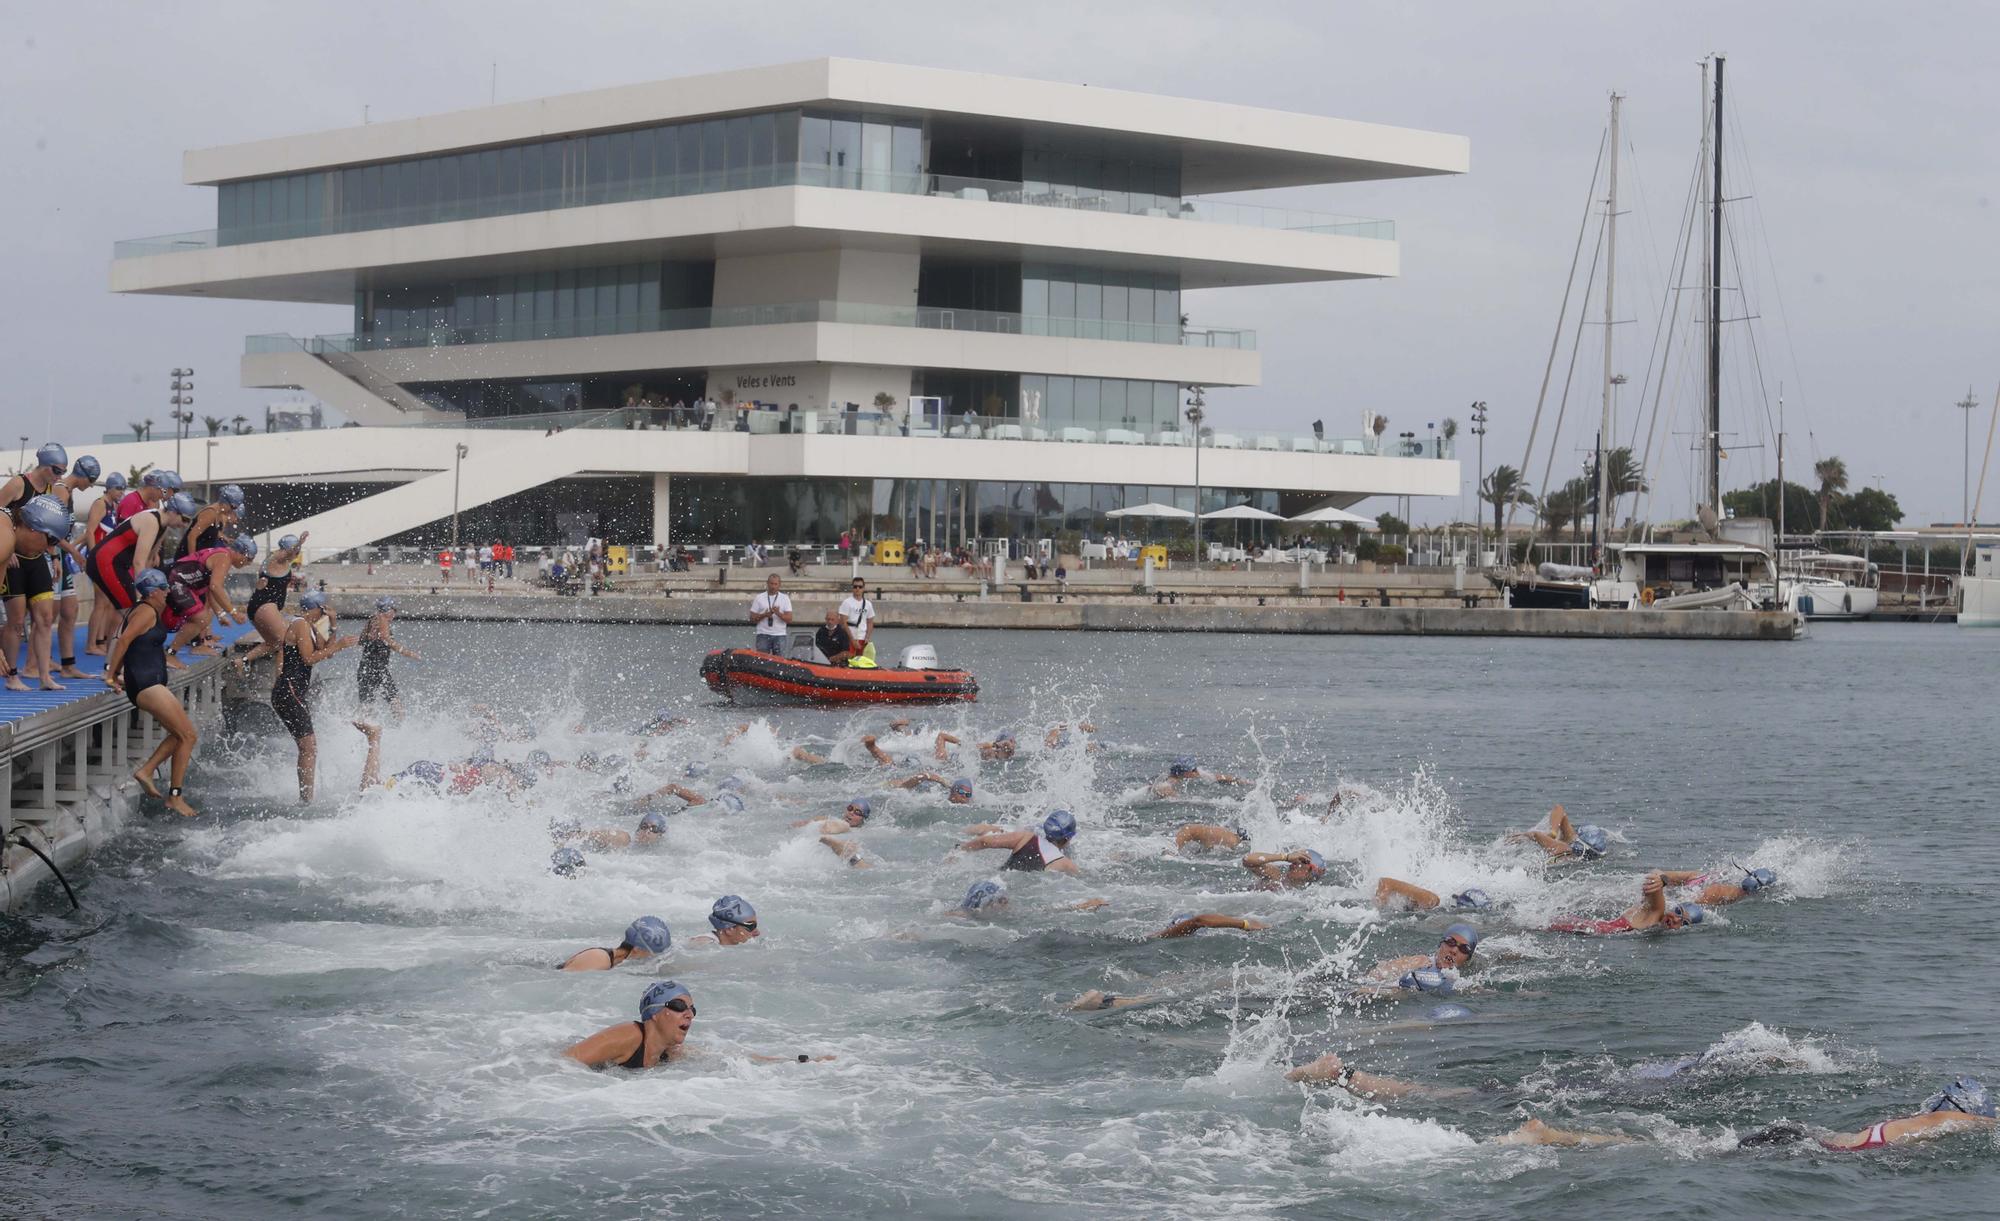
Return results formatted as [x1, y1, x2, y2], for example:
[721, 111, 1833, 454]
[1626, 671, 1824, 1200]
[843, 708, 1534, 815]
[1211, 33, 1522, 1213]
[557, 947, 618, 971]
[270, 637, 315, 740]
[357, 621, 397, 703]
[619, 1021, 656, 1069]
[246, 567, 290, 619]
[121, 607, 172, 707]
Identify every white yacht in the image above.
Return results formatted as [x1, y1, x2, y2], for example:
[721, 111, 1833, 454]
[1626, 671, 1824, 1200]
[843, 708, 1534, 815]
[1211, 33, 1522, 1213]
[1779, 551, 1879, 620]
[1960, 541, 2000, 628]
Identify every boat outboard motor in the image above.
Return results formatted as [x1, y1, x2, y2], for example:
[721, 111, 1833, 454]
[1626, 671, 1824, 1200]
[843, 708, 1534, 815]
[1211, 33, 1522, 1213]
[898, 644, 940, 671]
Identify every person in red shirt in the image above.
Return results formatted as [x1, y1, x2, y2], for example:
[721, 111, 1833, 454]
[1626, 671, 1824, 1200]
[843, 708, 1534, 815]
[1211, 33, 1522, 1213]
[438, 548, 454, 583]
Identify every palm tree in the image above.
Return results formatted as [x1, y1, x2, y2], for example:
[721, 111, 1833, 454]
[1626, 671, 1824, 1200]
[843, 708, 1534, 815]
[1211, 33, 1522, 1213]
[230, 414, 251, 435]
[202, 415, 225, 437]
[1603, 447, 1648, 496]
[1814, 457, 1849, 531]
[1537, 485, 1575, 538]
[126, 420, 149, 441]
[1479, 465, 1535, 537]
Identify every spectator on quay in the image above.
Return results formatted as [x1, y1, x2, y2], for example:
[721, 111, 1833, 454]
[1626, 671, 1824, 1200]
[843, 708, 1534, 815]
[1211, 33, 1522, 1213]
[749, 574, 792, 654]
[438, 548, 454, 583]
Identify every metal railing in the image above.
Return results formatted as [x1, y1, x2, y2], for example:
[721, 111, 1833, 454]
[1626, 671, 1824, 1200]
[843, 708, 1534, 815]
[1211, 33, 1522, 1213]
[115, 163, 1394, 257]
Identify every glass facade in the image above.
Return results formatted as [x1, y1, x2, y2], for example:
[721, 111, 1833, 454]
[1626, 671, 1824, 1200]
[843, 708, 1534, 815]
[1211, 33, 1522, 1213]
[1023, 263, 1180, 341]
[355, 259, 714, 346]
[1017, 374, 1183, 435]
[216, 108, 922, 245]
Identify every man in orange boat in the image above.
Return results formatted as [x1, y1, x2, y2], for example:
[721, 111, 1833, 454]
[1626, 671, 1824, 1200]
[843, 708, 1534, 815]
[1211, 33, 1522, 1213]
[815, 609, 858, 665]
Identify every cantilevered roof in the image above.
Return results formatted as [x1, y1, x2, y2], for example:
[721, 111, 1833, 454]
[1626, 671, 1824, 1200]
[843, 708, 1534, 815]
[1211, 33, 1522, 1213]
[183, 58, 1468, 193]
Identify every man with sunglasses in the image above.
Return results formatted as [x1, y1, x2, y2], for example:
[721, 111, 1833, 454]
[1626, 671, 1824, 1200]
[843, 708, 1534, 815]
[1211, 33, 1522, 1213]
[1548, 872, 1706, 935]
[837, 577, 877, 664]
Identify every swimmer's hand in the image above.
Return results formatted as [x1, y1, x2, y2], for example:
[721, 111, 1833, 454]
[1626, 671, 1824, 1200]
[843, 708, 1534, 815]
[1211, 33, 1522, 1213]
[1287, 1053, 1345, 1085]
[1070, 898, 1110, 912]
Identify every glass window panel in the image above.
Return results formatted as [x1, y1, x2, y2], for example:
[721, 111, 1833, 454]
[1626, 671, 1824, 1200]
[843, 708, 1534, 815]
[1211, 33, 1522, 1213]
[1076, 282, 1102, 340]
[1102, 284, 1127, 341]
[1127, 286, 1153, 340]
[701, 120, 725, 190]
[583, 135, 607, 204]
[724, 116, 750, 188]
[774, 110, 799, 169]
[1157, 382, 1177, 432]
[535, 270, 555, 324]
[1048, 376, 1073, 427]
[597, 267, 618, 322]
[436, 157, 459, 219]
[547, 142, 569, 206]
[892, 121, 921, 191]
[218, 182, 237, 235]
[1102, 380, 1129, 428]
[1157, 284, 1179, 327]
[1075, 378, 1100, 429]
[556, 269, 576, 324]
[409, 158, 435, 221]
[675, 124, 701, 193]
[862, 120, 892, 190]
[494, 282, 514, 335]
[1020, 374, 1046, 423]
[638, 266, 660, 317]
[391, 162, 415, 222]
[360, 166, 384, 219]
[606, 132, 632, 201]
[478, 150, 499, 215]
[575, 267, 597, 325]
[651, 126, 675, 191]
[829, 118, 860, 188]
[516, 144, 539, 203]
[618, 265, 640, 331]
[497, 146, 521, 208]
[1048, 279, 1075, 334]
[799, 115, 831, 186]
[748, 112, 776, 187]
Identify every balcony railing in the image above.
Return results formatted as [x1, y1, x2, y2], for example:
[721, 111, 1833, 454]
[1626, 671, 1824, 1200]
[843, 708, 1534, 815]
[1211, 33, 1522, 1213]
[116, 164, 1393, 257]
[244, 302, 1255, 355]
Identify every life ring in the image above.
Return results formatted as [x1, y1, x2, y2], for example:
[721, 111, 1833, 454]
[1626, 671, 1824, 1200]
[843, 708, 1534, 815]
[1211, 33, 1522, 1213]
[1639, 587, 1656, 606]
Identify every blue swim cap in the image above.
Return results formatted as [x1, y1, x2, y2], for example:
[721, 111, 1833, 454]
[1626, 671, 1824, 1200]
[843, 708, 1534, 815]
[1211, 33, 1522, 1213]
[1170, 912, 1196, 926]
[1444, 923, 1481, 954]
[375, 596, 397, 613]
[684, 762, 709, 779]
[508, 764, 540, 789]
[395, 759, 444, 787]
[218, 484, 246, 510]
[708, 895, 756, 932]
[104, 471, 128, 491]
[1169, 756, 1198, 778]
[299, 590, 329, 612]
[1398, 967, 1455, 996]
[526, 749, 552, 767]
[165, 491, 198, 519]
[19, 495, 70, 541]
[1299, 848, 1327, 878]
[277, 533, 299, 551]
[1042, 809, 1077, 844]
[133, 567, 170, 596]
[230, 534, 257, 560]
[1740, 867, 1778, 894]
[639, 980, 692, 1021]
[34, 442, 68, 473]
[637, 810, 669, 835]
[549, 817, 583, 840]
[623, 916, 672, 955]
[716, 775, 744, 792]
[549, 847, 585, 877]
[846, 797, 872, 821]
[1426, 1003, 1475, 1021]
[960, 880, 1008, 911]
[1669, 903, 1706, 926]
[995, 731, 1015, 743]
[1451, 888, 1492, 910]
[600, 753, 629, 772]
[142, 469, 180, 491]
[71, 455, 101, 481]
[714, 792, 745, 814]
[610, 775, 633, 796]
[949, 777, 973, 799]
[1570, 825, 1610, 858]
[1924, 1076, 1997, 1119]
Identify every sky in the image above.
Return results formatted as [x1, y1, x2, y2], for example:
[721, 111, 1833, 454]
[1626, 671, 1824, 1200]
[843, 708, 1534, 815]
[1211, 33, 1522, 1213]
[5, 0, 1998, 526]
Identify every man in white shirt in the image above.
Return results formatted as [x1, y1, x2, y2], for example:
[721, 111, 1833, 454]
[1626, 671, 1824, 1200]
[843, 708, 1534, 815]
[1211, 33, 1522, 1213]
[749, 574, 792, 654]
[837, 577, 877, 663]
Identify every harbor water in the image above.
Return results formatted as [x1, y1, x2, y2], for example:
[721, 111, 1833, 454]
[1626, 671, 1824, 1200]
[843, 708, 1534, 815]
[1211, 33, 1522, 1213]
[3, 621, 1996, 1218]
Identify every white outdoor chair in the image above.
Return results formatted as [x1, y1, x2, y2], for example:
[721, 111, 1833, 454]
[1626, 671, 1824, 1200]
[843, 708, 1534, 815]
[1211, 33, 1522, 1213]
[1255, 435, 1281, 451]
[1059, 427, 1097, 443]
[990, 423, 1024, 440]
[1209, 433, 1241, 449]
[1154, 429, 1186, 446]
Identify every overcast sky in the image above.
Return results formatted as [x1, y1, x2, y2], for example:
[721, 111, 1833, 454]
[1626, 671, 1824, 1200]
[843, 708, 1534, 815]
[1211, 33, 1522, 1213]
[5, 0, 1997, 525]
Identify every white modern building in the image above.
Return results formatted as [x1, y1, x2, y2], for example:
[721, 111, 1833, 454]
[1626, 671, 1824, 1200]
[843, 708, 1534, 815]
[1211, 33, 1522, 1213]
[102, 58, 1467, 552]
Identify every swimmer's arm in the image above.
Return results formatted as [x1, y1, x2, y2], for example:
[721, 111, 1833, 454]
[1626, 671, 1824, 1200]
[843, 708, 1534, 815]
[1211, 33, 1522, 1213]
[1654, 870, 1704, 887]
[959, 831, 1030, 853]
[1046, 857, 1080, 875]
[723, 723, 749, 744]
[1152, 914, 1269, 939]
[1067, 898, 1110, 912]
[932, 732, 960, 759]
[1285, 1054, 1431, 1100]
[790, 746, 826, 764]
[860, 735, 893, 765]
[1372, 877, 1442, 909]
[1639, 872, 1668, 918]
[1209, 772, 1251, 786]
[1508, 829, 1566, 854]
[654, 783, 706, 806]
[563, 1024, 640, 1068]
[1239, 852, 1290, 870]
[893, 771, 946, 790]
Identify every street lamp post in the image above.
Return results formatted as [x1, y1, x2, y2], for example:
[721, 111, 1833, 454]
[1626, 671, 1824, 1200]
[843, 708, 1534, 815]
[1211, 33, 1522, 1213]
[170, 368, 195, 473]
[1470, 400, 1489, 564]
[1958, 387, 1979, 526]
[451, 443, 470, 546]
[1185, 387, 1206, 572]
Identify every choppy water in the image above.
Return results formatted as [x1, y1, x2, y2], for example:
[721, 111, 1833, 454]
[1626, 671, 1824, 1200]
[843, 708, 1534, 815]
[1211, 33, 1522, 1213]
[3, 621, 1997, 1218]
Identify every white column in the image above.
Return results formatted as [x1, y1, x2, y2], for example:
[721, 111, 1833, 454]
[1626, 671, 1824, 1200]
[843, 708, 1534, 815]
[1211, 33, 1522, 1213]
[651, 473, 671, 548]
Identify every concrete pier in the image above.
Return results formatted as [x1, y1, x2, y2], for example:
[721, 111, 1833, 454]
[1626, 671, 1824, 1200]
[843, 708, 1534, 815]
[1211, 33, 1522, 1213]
[2, 624, 254, 911]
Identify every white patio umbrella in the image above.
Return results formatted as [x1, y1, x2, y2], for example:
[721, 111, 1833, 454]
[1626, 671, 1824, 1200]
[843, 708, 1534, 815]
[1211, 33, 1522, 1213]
[1105, 501, 1194, 547]
[1201, 502, 1284, 550]
[1288, 505, 1379, 528]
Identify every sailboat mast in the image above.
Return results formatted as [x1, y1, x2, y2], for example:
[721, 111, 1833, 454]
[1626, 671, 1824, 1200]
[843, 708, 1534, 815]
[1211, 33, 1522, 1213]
[1597, 92, 1621, 558]
[1708, 56, 1725, 514]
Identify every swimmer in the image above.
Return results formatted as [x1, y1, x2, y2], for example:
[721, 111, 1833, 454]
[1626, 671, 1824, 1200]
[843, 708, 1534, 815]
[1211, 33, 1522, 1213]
[1506, 803, 1611, 861]
[795, 797, 874, 867]
[1548, 872, 1705, 935]
[357, 597, 420, 719]
[1351, 924, 1480, 999]
[46, 455, 100, 678]
[1, 496, 73, 692]
[1241, 849, 1327, 890]
[958, 809, 1079, 874]
[352, 721, 458, 794]
[550, 847, 587, 877]
[632, 708, 692, 735]
[1287, 1061, 1633, 1147]
[1171, 823, 1249, 853]
[723, 722, 826, 763]
[894, 773, 974, 804]
[861, 732, 933, 768]
[931, 730, 1016, 761]
[103, 567, 199, 816]
[1657, 865, 1778, 907]
[1740, 1076, 1998, 1151]
[1043, 721, 1099, 750]
[685, 895, 761, 947]
[557, 916, 673, 971]
[1151, 755, 1250, 798]
[1371, 877, 1493, 912]
[563, 981, 697, 1069]
[1151, 912, 1270, 939]
[641, 781, 746, 814]
[940, 880, 1106, 922]
[82, 469, 128, 655]
[245, 531, 307, 647]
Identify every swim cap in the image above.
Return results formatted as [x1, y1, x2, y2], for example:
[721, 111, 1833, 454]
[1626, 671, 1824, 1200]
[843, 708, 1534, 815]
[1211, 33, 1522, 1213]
[299, 590, 329, 612]
[1451, 889, 1492, 910]
[636, 810, 669, 835]
[278, 533, 299, 551]
[549, 847, 585, 877]
[1170, 912, 1195, 926]
[375, 596, 396, 613]
[713, 792, 745, 813]
[1299, 848, 1327, 878]
[229, 534, 257, 559]
[684, 762, 709, 779]
[71, 455, 101, 481]
[960, 880, 1008, 911]
[508, 763, 540, 789]
[949, 778, 973, 799]
[143, 469, 181, 490]
[1570, 825, 1610, 858]
[1169, 756, 1198, 778]
[1398, 967, 1455, 996]
[19, 495, 71, 541]
[164, 492, 198, 520]
[526, 749, 553, 767]
[1426, 1003, 1475, 1021]
[716, 774, 744, 792]
[638, 979, 692, 1021]
[1444, 923, 1481, 954]
[994, 731, 1015, 744]
[1226, 825, 1249, 845]
[1042, 809, 1077, 844]
[395, 760, 445, 787]
[846, 797, 872, 822]
[623, 916, 672, 956]
[708, 894, 756, 932]
[104, 471, 128, 491]
[34, 442, 67, 473]
[218, 484, 246, 510]
[1740, 867, 1778, 894]
[133, 567, 170, 596]
[549, 816, 583, 840]
[1669, 903, 1706, 926]
[1924, 1076, 1997, 1119]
